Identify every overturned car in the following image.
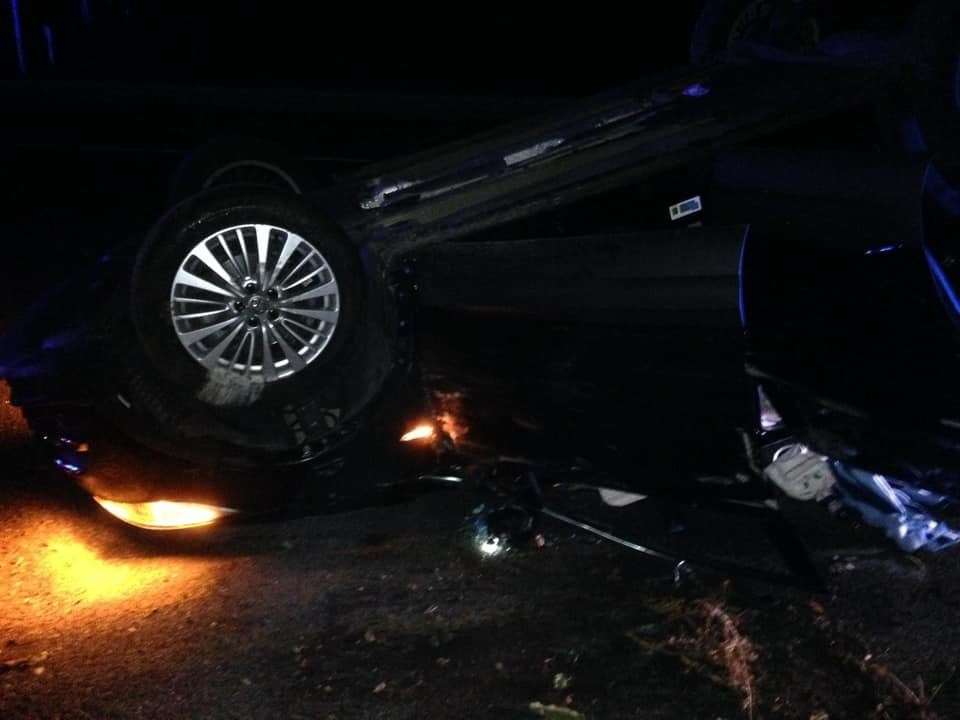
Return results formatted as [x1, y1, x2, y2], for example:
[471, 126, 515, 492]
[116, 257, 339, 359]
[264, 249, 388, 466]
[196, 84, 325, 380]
[2, 0, 959, 587]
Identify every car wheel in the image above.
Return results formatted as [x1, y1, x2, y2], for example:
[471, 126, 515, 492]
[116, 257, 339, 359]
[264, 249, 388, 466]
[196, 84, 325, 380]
[169, 138, 314, 204]
[691, 0, 825, 64]
[105, 188, 398, 463]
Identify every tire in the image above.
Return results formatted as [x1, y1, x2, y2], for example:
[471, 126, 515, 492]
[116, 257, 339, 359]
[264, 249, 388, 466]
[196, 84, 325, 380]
[104, 188, 397, 464]
[690, 0, 825, 64]
[169, 138, 316, 204]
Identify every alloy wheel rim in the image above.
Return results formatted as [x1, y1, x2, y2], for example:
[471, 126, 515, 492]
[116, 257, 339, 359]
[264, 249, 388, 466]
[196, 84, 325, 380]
[169, 224, 339, 382]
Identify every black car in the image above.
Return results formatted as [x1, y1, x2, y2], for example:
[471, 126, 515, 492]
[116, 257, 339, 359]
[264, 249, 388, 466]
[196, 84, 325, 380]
[2, 1, 958, 585]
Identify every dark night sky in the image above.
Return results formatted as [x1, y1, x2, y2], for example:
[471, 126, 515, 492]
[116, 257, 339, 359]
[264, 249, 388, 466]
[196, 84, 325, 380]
[3, 1, 704, 93]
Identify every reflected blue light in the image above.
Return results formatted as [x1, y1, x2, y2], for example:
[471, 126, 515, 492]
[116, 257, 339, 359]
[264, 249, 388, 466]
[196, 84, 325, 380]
[41, 330, 81, 351]
[682, 83, 711, 98]
[42, 25, 55, 66]
[924, 246, 960, 318]
[10, 0, 26, 74]
[864, 244, 900, 256]
[54, 458, 82, 475]
[925, 164, 960, 217]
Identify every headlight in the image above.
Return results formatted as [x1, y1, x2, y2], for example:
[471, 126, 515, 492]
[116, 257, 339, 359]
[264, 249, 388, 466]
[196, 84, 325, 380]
[399, 422, 436, 443]
[94, 498, 236, 530]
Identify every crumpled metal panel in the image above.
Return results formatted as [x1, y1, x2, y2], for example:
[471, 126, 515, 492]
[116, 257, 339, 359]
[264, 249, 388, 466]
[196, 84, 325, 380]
[831, 461, 960, 553]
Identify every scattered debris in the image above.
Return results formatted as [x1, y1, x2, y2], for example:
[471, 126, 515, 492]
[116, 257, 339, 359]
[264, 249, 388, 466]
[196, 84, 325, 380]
[764, 444, 835, 501]
[373, 681, 387, 694]
[553, 672, 573, 690]
[697, 600, 758, 719]
[0, 650, 48, 676]
[598, 488, 647, 507]
[0, 658, 32, 675]
[811, 604, 940, 720]
[831, 462, 960, 553]
[528, 701, 585, 720]
[626, 599, 758, 719]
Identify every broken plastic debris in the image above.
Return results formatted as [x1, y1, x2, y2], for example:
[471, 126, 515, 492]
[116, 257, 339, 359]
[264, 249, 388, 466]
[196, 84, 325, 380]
[598, 488, 647, 507]
[757, 385, 783, 430]
[466, 504, 536, 558]
[529, 702, 585, 720]
[1, 650, 48, 676]
[764, 445, 835, 501]
[831, 462, 960, 553]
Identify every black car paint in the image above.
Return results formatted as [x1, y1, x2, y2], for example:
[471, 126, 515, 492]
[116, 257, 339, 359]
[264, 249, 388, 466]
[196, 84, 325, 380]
[3, 11, 960, 551]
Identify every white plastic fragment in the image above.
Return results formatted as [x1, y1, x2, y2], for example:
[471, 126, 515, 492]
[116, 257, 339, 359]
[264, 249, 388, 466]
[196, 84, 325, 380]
[764, 445, 835, 501]
[598, 488, 648, 507]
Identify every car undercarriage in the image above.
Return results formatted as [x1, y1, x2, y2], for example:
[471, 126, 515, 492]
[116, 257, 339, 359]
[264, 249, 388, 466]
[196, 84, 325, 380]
[2, 0, 959, 588]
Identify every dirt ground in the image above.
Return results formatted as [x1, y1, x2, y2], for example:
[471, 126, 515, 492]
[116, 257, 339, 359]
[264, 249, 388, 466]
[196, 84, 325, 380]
[2, 387, 960, 720]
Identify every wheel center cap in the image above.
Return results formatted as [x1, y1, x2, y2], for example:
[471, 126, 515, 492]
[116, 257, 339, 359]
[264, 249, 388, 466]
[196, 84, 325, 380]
[248, 294, 268, 314]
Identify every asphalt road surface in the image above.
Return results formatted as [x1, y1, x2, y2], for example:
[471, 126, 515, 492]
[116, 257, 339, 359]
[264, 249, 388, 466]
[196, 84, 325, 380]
[4, 385, 960, 720]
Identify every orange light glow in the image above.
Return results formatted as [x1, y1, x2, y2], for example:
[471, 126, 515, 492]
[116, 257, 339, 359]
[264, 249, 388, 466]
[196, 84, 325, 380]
[0, 379, 31, 443]
[2, 512, 220, 630]
[438, 412, 467, 442]
[400, 423, 436, 443]
[41, 533, 174, 604]
[94, 497, 234, 530]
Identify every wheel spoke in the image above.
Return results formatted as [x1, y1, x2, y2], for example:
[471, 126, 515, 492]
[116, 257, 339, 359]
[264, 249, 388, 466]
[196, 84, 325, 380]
[174, 268, 240, 298]
[279, 317, 314, 345]
[178, 316, 241, 347]
[191, 242, 242, 290]
[281, 316, 319, 335]
[278, 252, 312, 289]
[173, 307, 232, 321]
[259, 324, 278, 381]
[238, 228, 254, 278]
[227, 331, 250, 370]
[281, 265, 326, 292]
[218, 233, 246, 279]
[245, 330, 257, 375]
[173, 295, 228, 306]
[281, 278, 338, 304]
[268, 232, 301, 287]
[281, 306, 339, 323]
[201, 322, 246, 368]
[255, 224, 271, 286]
[267, 322, 306, 371]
